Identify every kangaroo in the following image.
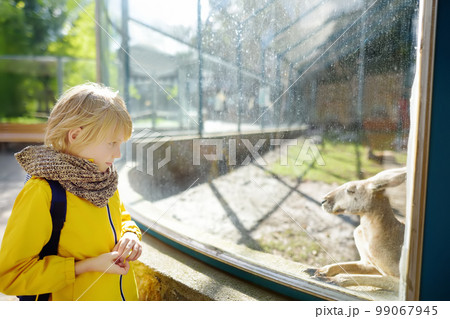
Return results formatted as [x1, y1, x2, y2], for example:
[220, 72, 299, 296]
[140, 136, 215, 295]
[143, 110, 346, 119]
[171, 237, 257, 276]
[314, 167, 406, 291]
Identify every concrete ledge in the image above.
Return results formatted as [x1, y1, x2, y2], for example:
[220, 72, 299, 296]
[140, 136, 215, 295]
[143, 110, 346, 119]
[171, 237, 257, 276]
[133, 234, 289, 301]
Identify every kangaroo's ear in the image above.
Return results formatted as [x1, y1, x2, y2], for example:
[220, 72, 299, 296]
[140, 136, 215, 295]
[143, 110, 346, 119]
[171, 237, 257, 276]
[368, 180, 389, 192]
[367, 167, 407, 192]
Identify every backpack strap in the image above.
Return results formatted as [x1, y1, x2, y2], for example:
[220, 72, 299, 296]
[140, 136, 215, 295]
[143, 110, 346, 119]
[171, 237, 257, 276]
[18, 179, 67, 301]
[39, 180, 67, 259]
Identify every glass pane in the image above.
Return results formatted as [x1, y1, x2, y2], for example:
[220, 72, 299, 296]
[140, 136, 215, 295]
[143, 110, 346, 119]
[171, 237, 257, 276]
[100, 0, 420, 300]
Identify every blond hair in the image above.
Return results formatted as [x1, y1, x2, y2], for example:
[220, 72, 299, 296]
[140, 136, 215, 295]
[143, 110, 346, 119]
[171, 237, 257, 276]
[45, 82, 132, 153]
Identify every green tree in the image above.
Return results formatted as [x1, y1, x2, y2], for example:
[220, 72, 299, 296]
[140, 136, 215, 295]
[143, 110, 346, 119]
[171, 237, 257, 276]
[48, 0, 96, 88]
[0, 0, 70, 118]
[0, 0, 95, 119]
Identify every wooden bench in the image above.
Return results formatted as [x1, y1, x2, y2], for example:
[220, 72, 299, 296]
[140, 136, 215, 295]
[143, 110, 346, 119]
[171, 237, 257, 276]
[0, 123, 47, 143]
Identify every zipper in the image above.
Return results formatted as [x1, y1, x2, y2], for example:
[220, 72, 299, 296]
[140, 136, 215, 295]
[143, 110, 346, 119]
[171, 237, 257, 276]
[106, 204, 126, 301]
[107, 204, 117, 244]
[119, 275, 126, 301]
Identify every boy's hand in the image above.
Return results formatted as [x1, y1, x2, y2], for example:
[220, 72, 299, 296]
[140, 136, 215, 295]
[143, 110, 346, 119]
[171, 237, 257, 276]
[113, 232, 142, 264]
[75, 252, 129, 276]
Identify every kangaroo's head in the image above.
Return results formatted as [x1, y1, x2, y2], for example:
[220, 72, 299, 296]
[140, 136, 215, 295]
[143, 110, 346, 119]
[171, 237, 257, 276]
[321, 167, 407, 216]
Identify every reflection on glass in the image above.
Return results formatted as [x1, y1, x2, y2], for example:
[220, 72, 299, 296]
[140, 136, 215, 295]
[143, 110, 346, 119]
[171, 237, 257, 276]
[99, 0, 419, 300]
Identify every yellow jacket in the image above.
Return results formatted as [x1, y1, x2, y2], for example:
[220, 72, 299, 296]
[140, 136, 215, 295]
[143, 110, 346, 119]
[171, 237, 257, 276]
[0, 177, 141, 300]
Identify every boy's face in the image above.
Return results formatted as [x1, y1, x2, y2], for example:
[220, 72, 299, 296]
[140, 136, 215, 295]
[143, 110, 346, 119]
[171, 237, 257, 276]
[73, 130, 125, 172]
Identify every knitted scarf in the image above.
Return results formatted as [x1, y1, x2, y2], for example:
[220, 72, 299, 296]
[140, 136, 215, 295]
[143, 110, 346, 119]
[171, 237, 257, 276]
[15, 145, 118, 208]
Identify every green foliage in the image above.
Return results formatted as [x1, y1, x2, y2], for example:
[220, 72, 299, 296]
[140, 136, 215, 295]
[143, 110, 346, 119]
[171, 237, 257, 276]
[47, 1, 95, 59]
[166, 85, 178, 101]
[0, 0, 96, 119]
[129, 85, 141, 101]
[0, 0, 68, 55]
[0, 0, 69, 117]
[48, 1, 97, 88]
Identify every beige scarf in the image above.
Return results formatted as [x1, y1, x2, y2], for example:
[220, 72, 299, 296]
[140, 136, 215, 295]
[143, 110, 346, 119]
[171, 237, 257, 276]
[15, 145, 118, 208]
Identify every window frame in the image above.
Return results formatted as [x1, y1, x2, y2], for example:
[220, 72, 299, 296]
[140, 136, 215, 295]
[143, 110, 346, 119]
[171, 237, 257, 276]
[401, 0, 436, 301]
[417, 0, 450, 301]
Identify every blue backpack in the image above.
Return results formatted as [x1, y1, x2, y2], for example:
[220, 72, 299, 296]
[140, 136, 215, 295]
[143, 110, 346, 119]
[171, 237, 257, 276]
[18, 178, 67, 301]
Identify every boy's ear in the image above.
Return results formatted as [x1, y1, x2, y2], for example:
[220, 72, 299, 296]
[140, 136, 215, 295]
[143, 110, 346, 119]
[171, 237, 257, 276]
[68, 127, 82, 144]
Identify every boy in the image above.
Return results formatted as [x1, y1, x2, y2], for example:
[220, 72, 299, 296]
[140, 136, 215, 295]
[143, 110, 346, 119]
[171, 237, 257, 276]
[0, 83, 142, 300]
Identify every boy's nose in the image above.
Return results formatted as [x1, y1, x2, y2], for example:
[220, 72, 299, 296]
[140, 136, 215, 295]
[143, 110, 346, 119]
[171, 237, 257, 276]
[113, 146, 121, 159]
